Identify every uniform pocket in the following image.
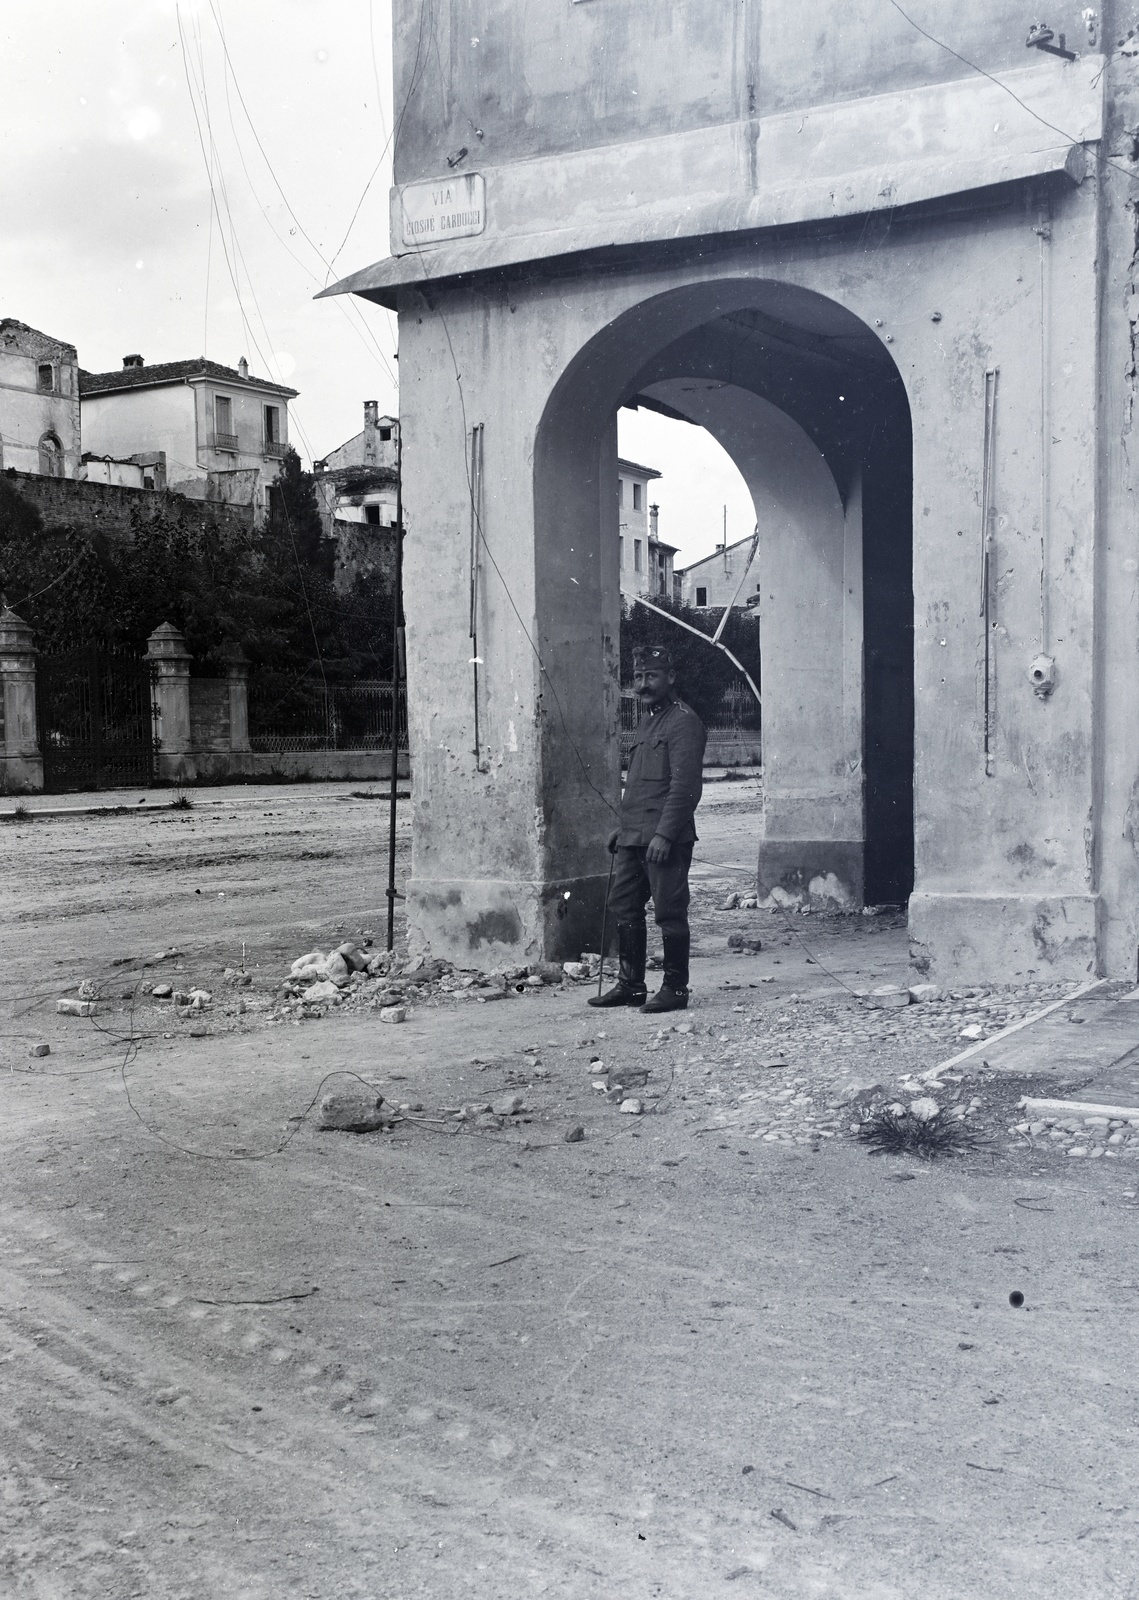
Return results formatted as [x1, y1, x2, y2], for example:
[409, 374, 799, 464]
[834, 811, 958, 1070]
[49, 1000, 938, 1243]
[638, 743, 669, 781]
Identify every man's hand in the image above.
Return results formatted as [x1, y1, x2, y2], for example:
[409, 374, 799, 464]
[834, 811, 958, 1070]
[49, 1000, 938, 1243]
[645, 833, 671, 864]
[606, 828, 620, 855]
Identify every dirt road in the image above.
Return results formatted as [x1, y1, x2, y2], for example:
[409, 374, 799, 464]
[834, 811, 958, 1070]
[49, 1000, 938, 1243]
[2, 782, 1137, 1597]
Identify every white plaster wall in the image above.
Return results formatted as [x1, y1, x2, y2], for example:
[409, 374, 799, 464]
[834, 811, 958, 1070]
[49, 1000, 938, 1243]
[644, 378, 859, 849]
[82, 386, 199, 483]
[397, 171, 1102, 975]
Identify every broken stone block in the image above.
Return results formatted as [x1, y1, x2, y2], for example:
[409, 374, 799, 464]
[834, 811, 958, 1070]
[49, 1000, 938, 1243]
[908, 1097, 941, 1122]
[870, 984, 910, 1009]
[564, 1124, 585, 1143]
[562, 961, 589, 980]
[719, 892, 741, 911]
[493, 1094, 524, 1117]
[151, 982, 173, 999]
[303, 979, 341, 1003]
[188, 989, 213, 1007]
[380, 1004, 407, 1024]
[619, 1098, 644, 1115]
[77, 980, 97, 1000]
[908, 982, 941, 1004]
[323, 953, 351, 987]
[290, 950, 326, 978]
[838, 1080, 884, 1106]
[529, 961, 565, 985]
[56, 999, 94, 1017]
[318, 1092, 387, 1132]
[959, 1023, 985, 1041]
[727, 932, 763, 952]
[476, 1111, 504, 1129]
[28, 1043, 50, 1058]
[223, 968, 253, 987]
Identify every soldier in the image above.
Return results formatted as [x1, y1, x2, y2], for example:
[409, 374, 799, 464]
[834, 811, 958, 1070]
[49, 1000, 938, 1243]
[590, 644, 707, 1013]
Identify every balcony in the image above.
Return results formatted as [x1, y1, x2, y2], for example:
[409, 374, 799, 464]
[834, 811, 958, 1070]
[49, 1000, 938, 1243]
[209, 431, 239, 454]
[262, 437, 286, 459]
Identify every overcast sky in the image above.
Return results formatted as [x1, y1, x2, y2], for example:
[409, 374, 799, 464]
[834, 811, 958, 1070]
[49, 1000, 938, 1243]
[1, 1, 753, 566]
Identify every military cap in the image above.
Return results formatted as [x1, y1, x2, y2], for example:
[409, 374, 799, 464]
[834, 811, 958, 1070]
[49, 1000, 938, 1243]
[633, 644, 674, 669]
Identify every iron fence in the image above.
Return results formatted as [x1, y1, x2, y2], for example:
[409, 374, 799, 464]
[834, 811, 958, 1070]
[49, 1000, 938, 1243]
[249, 677, 407, 754]
[36, 646, 156, 792]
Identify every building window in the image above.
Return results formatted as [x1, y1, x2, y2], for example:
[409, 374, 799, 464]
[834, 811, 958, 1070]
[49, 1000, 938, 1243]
[365, 504, 381, 525]
[37, 363, 55, 393]
[378, 426, 392, 442]
[618, 478, 625, 508]
[213, 395, 238, 452]
[632, 482, 642, 511]
[38, 433, 63, 477]
[696, 586, 707, 607]
[264, 405, 279, 444]
[634, 539, 643, 573]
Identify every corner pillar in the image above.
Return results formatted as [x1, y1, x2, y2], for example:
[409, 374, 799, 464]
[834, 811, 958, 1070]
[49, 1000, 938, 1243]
[0, 608, 43, 792]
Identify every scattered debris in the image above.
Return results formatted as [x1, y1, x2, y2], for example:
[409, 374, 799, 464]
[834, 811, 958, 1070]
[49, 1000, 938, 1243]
[564, 1124, 585, 1143]
[869, 984, 910, 1009]
[318, 1092, 389, 1132]
[28, 1043, 50, 1058]
[56, 999, 94, 1017]
[380, 1004, 408, 1024]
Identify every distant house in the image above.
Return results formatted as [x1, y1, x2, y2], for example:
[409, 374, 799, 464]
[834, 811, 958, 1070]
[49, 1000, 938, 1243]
[617, 457, 677, 601]
[676, 534, 760, 611]
[313, 403, 399, 594]
[0, 319, 82, 479]
[79, 354, 297, 526]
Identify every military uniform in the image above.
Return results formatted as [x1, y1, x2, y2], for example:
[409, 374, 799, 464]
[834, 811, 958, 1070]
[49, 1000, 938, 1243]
[591, 649, 707, 1013]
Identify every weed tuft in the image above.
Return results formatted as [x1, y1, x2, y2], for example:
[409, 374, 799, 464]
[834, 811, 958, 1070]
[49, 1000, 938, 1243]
[857, 1106, 978, 1161]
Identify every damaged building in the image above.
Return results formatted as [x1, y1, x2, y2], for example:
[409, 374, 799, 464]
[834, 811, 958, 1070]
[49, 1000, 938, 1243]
[313, 402, 400, 594]
[323, 1, 1139, 986]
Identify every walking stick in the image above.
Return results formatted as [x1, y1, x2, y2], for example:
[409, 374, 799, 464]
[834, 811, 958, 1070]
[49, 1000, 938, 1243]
[596, 847, 617, 1001]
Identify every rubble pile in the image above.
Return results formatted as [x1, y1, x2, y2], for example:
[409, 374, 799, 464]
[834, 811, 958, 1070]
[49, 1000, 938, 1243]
[271, 940, 574, 1022]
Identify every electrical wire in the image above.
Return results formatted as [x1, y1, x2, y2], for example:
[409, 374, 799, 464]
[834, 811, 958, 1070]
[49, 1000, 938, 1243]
[884, 0, 1137, 185]
[206, 0, 399, 390]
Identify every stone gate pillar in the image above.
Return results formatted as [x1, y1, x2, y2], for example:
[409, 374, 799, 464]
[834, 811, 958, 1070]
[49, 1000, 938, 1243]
[0, 608, 43, 793]
[146, 622, 196, 783]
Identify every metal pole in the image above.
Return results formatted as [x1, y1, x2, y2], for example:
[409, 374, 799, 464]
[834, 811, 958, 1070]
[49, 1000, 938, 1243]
[386, 421, 405, 953]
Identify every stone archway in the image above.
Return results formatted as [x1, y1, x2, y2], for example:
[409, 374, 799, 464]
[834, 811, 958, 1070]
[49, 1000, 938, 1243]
[531, 278, 913, 931]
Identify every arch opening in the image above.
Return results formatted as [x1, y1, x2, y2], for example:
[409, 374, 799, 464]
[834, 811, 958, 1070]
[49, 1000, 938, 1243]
[534, 277, 913, 911]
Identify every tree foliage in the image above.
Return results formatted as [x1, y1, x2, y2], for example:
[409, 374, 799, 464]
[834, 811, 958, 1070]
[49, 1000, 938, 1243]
[619, 594, 760, 724]
[0, 453, 394, 687]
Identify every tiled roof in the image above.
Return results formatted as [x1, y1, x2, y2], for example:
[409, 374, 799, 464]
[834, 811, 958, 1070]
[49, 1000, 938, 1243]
[0, 317, 77, 353]
[79, 357, 297, 398]
[616, 456, 662, 480]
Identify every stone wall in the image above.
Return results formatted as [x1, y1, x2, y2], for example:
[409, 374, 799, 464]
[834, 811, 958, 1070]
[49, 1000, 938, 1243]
[189, 679, 231, 754]
[4, 469, 254, 541]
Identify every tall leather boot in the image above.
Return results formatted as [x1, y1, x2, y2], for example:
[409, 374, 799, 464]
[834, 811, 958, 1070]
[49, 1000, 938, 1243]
[640, 931, 690, 1013]
[587, 923, 647, 1007]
